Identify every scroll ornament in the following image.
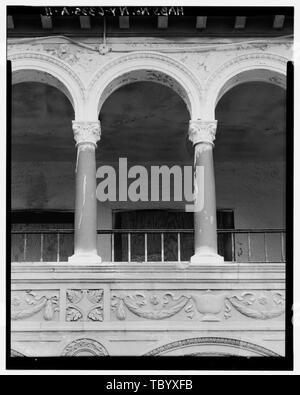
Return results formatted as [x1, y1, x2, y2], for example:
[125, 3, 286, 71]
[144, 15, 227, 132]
[111, 293, 194, 321]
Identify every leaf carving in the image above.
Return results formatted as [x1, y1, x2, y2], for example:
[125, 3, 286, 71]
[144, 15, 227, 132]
[87, 307, 103, 322]
[66, 307, 83, 322]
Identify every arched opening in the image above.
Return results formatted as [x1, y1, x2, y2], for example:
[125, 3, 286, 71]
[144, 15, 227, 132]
[11, 80, 75, 262]
[97, 69, 192, 117]
[215, 79, 286, 262]
[97, 80, 195, 262]
[215, 68, 286, 109]
[87, 52, 202, 121]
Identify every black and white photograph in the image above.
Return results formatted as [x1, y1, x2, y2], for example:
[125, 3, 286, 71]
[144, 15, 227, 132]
[2, 1, 299, 376]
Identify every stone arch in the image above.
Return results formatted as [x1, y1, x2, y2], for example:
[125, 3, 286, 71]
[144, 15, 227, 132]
[9, 51, 85, 119]
[87, 51, 203, 120]
[204, 52, 288, 119]
[144, 337, 280, 357]
[61, 338, 109, 356]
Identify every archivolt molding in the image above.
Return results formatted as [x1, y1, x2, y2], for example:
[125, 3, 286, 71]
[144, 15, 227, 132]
[144, 336, 280, 357]
[9, 51, 85, 118]
[204, 51, 289, 117]
[86, 51, 203, 119]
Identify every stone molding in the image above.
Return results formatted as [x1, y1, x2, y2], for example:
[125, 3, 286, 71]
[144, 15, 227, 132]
[8, 51, 86, 118]
[111, 290, 285, 322]
[8, 47, 291, 121]
[72, 121, 101, 146]
[206, 52, 288, 89]
[188, 120, 218, 145]
[144, 336, 280, 356]
[203, 51, 289, 117]
[87, 51, 203, 119]
[61, 338, 108, 356]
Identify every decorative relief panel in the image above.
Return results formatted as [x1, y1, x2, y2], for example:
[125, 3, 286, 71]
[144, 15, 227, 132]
[66, 289, 104, 322]
[224, 291, 285, 320]
[62, 338, 108, 356]
[11, 290, 59, 321]
[111, 290, 285, 322]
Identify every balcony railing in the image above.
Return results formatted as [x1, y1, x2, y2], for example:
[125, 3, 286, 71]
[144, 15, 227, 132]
[11, 228, 286, 263]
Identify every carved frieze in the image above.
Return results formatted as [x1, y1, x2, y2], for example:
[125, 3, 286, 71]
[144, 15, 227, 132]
[66, 289, 104, 322]
[11, 290, 59, 321]
[111, 292, 193, 321]
[111, 290, 285, 322]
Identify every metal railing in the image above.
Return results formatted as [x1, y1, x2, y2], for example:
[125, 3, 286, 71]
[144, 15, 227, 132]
[11, 228, 286, 263]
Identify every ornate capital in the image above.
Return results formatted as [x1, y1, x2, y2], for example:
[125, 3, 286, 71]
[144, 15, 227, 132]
[188, 120, 218, 146]
[72, 121, 101, 146]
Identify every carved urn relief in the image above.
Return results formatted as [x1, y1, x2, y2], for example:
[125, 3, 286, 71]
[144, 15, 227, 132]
[192, 291, 226, 321]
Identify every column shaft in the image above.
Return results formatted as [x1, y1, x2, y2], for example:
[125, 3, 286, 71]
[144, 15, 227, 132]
[68, 121, 101, 263]
[188, 120, 223, 264]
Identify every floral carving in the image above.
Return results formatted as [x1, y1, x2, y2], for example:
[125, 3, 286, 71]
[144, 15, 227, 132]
[86, 289, 104, 304]
[88, 307, 104, 322]
[66, 289, 83, 305]
[66, 289, 104, 322]
[66, 306, 83, 322]
[11, 290, 59, 321]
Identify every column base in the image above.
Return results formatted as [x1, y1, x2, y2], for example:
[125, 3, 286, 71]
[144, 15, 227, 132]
[68, 253, 102, 264]
[190, 253, 224, 265]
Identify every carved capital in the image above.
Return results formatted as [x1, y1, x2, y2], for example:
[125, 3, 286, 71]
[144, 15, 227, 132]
[72, 121, 101, 147]
[188, 120, 217, 146]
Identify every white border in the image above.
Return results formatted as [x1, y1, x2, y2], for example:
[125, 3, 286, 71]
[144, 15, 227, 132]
[0, 0, 299, 376]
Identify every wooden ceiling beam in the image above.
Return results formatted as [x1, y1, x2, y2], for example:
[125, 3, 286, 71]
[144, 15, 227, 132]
[7, 15, 14, 29]
[119, 16, 130, 29]
[234, 16, 247, 29]
[273, 15, 285, 29]
[158, 16, 168, 29]
[40, 15, 53, 29]
[196, 16, 207, 29]
[79, 16, 91, 29]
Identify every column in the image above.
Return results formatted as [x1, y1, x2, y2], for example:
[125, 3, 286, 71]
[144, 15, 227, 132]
[188, 120, 224, 264]
[68, 121, 102, 263]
